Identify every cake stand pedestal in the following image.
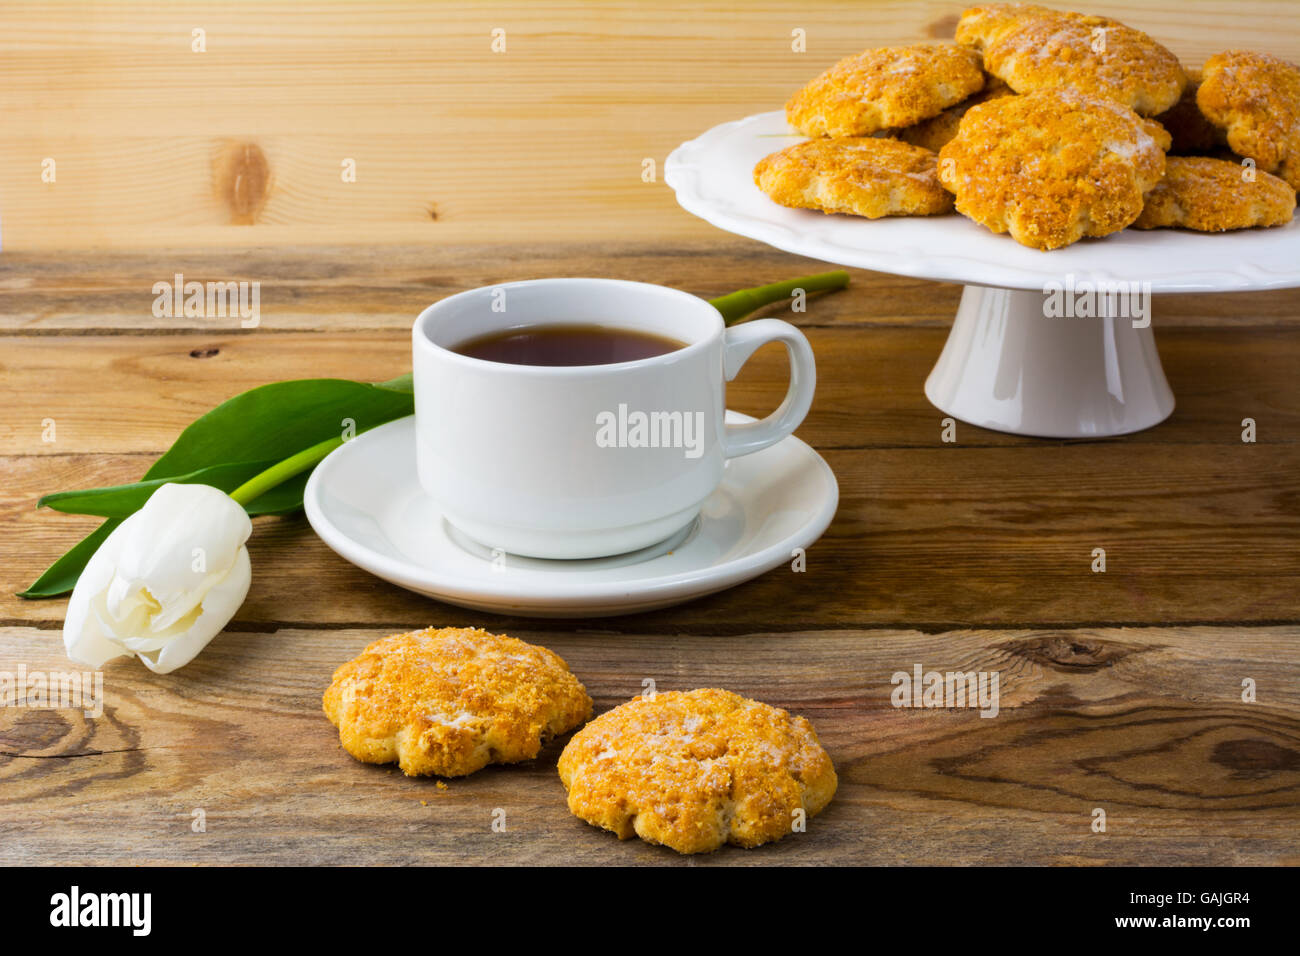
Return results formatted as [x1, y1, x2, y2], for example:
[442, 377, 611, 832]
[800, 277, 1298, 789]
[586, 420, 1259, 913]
[925, 285, 1173, 437]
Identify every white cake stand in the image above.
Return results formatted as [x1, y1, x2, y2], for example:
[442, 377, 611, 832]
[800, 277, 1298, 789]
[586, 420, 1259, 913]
[665, 111, 1300, 438]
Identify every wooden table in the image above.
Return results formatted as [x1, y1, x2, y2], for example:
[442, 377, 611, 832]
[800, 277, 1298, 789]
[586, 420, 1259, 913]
[1, 1, 1298, 866]
[3, 243, 1298, 865]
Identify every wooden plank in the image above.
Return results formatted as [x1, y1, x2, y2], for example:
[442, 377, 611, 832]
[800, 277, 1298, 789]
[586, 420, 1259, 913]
[5, 434, 1299, 630]
[0, 245, 952, 331]
[1, 623, 1295, 865]
[3, 325, 1297, 629]
[1, 328, 1297, 457]
[1, 1, 1295, 250]
[2, 245, 1297, 332]
[4, 325, 1296, 630]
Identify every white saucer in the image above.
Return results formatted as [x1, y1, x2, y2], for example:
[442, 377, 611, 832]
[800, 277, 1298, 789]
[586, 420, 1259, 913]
[303, 415, 838, 617]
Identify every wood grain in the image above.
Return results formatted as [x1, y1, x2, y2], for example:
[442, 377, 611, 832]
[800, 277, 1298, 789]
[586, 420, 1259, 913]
[2, 244, 1298, 332]
[1, 623, 1295, 865]
[5, 440, 1299, 633]
[3, 319, 1298, 632]
[2, 274, 1297, 862]
[3, 326, 1299, 459]
[1, 1, 1296, 250]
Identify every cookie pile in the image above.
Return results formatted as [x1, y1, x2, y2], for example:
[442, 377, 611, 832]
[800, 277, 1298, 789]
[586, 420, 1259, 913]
[755, 3, 1298, 249]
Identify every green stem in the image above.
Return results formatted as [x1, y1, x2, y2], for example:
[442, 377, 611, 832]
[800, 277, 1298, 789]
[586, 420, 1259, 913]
[707, 269, 849, 325]
[228, 435, 343, 507]
[228, 272, 851, 509]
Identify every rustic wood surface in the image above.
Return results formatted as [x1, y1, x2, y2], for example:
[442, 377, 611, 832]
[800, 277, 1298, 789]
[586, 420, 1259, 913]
[2, 243, 1298, 865]
[1, 0, 1298, 865]
[2, 623, 1297, 866]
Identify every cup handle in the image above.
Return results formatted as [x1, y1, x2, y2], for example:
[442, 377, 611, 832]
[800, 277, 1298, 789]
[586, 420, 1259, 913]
[721, 318, 817, 458]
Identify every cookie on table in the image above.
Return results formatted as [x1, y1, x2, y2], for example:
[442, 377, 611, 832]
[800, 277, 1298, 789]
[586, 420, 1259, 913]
[893, 78, 1015, 152]
[557, 688, 837, 854]
[937, 87, 1170, 249]
[323, 627, 592, 777]
[754, 136, 954, 218]
[1197, 50, 1300, 190]
[1155, 71, 1227, 155]
[785, 42, 985, 137]
[1134, 156, 1296, 231]
[956, 4, 1186, 116]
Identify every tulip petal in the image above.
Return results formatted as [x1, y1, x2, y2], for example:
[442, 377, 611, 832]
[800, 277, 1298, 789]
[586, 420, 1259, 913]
[108, 483, 251, 629]
[137, 547, 251, 675]
[63, 521, 132, 668]
[62, 482, 253, 674]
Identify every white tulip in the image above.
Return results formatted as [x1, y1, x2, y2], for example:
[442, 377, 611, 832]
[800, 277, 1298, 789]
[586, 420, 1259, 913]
[64, 482, 252, 674]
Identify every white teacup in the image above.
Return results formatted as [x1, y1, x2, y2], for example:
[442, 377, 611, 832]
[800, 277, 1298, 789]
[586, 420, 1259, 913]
[413, 278, 816, 559]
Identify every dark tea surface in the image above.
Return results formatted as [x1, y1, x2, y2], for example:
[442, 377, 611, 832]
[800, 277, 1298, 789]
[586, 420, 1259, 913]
[451, 323, 685, 367]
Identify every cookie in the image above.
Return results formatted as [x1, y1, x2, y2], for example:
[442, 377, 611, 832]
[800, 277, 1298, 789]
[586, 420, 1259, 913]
[893, 79, 1015, 152]
[1134, 156, 1295, 231]
[557, 688, 837, 854]
[786, 42, 985, 137]
[938, 87, 1170, 249]
[1198, 50, 1300, 190]
[956, 4, 1186, 116]
[323, 627, 592, 777]
[754, 136, 954, 218]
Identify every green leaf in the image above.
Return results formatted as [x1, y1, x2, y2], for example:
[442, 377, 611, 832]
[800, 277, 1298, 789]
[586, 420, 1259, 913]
[22, 377, 413, 598]
[39, 460, 280, 518]
[43, 378, 413, 519]
[239, 471, 311, 516]
[145, 378, 412, 480]
[17, 518, 121, 599]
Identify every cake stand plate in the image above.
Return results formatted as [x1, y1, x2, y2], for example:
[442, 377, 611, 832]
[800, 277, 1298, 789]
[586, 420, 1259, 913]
[665, 110, 1300, 437]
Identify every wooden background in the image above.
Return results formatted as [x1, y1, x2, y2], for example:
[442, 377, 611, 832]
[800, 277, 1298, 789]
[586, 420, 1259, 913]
[1, 1, 1298, 865]
[2, 0, 1298, 250]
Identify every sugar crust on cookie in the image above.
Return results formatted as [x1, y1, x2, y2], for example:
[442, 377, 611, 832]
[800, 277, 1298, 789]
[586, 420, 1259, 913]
[938, 87, 1170, 249]
[558, 688, 837, 854]
[755, 135, 954, 218]
[786, 42, 986, 137]
[323, 627, 593, 777]
[1134, 156, 1295, 230]
[956, 3, 1186, 116]
[1198, 50, 1300, 190]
